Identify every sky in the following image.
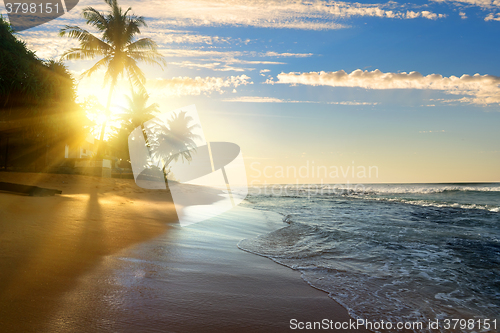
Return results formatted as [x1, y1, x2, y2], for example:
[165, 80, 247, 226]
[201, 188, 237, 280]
[1, 0, 499, 184]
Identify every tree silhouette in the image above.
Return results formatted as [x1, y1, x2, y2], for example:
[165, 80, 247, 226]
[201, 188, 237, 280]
[59, 0, 165, 157]
[119, 91, 159, 133]
[149, 111, 200, 178]
[1, 17, 90, 171]
[107, 91, 158, 163]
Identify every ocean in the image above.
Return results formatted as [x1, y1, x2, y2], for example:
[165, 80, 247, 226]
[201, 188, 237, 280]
[238, 183, 500, 332]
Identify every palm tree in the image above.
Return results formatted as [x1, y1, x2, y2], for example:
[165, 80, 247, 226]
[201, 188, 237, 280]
[118, 91, 159, 133]
[107, 91, 158, 163]
[59, 0, 166, 157]
[149, 111, 200, 178]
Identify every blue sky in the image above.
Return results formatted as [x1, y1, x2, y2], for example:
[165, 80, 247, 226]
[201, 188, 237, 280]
[2, 0, 499, 183]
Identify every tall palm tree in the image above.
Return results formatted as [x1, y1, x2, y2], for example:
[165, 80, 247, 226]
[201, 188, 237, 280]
[59, 0, 165, 157]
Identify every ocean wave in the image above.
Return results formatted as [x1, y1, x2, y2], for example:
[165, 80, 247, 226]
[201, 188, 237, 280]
[238, 225, 500, 333]
[239, 235, 500, 333]
[250, 184, 500, 195]
[357, 185, 500, 194]
[365, 197, 500, 213]
[247, 187, 500, 213]
[240, 188, 500, 332]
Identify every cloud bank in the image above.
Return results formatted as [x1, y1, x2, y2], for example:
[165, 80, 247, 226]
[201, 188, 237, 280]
[159, 49, 289, 72]
[267, 69, 500, 105]
[430, 0, 500, 21]
[223, 96, 377, 105]
[148, 75, 252, 96]
[72, 0, 445, 31]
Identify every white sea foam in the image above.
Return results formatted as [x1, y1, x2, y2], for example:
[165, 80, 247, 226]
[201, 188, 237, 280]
[366, 197, 500, 212]
[240, 184, 500, 332]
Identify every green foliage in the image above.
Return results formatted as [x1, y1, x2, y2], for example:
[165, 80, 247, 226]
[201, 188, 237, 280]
[0, 16, 45, 111]
[0, 16, 89, 147]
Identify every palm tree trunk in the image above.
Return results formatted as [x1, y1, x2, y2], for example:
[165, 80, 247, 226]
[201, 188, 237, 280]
[160, 155, 175, 176]
[97, 80, 115, 158]
[160, 156, 174, 190]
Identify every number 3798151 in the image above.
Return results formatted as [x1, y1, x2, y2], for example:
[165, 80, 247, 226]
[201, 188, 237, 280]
[5, 2, 61, 14]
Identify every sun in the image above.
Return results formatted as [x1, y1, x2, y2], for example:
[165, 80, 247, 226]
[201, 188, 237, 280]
[85, 102, 125, 141]
[77, 73, 137, 140]
[80, 86, 132, 141]
[95, 113, 108, 126]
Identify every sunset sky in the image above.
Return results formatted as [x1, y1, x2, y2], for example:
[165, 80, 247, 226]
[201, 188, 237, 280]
[2, 0, 499, 183]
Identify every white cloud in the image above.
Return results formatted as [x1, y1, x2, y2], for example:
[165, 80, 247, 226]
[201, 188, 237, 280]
[485, 12, 500, 20]
[148, 75, 252, 96]
[144, 30, 232, 45]
[159, 49, 296, 63]
[431, 0, 500, 8]
[46, 0, 445, 31]
[264, 51, 314, 57]
[422, 11, 447, 19]
[405, 11, 421, 19]
[419, 130, 446, 133]
[224, 96, 286, 103]
[160, 48, 286, 72]
[223, 96, 377, 105]
[124, 0, 446, 31]
[259, 69, 271, 76]
[18, 31, 78, 59]
[404, 10, 445, 19]
[327, 101, 378, 105]
[430, 0, 500, 20]
[159, 49, 241, 58]
[12, 0, 446, 75]
[169, 61, 256, 72]
[267, 69, 500, 105]
[169, 61, 224, 70]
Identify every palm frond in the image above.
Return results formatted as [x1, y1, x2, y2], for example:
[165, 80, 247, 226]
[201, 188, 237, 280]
[143, 102, 159, 115]
[124, 57, 146, 89]
[81, 56, 111, 80]
[127, 50, 166, 68]
[104, 0, 115, 9]
[127, 37, 158, 51]
[123, 18, 144, 44]
[104, 56, 126, 83]
[59, 26, 112, 53]
[60, 48, 100, 61]
[82, 7, 109, 31]
[123, 7, 132, 17]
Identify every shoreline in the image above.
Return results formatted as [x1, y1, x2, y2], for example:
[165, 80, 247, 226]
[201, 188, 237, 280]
[42, 206, 369, 332]
[0, 172, 369, 332]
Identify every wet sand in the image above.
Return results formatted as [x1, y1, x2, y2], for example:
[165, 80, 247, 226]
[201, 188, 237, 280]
[0, 172, 368, 332]
[0, 172, 176, 332]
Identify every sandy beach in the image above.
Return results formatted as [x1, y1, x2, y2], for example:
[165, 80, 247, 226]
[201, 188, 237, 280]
[0, 172, 176, 331]
[0, 172, 368, 332]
